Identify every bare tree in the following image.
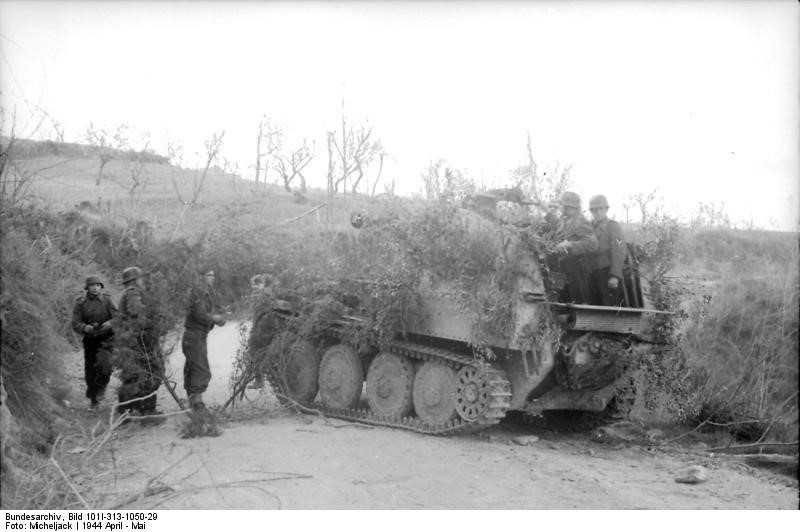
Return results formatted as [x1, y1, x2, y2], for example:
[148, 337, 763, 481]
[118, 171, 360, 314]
[422, 159, 475, 202]
[126, 139, 151, 199]
[629, 189, 658, 224]
[274, 139, 313, 193]
[622, 201, 632, 224]
[513, 131, 540, 200]
[254, 117, 265, 185]
[326, 131, 335, 198]
[383, 176, 396, 196]
[188, 130, 225, 206]
[422, 159, 444, 200]
[1, 105, 59, 208]
[327, 109, 383, 195]
[51, 120, 65, 143]
[85, 123, 129, 186]
[253, 116, 282, 186]
[348, 133, 383, 194]
[369, 152, 386, 197]
[0, 107, 24, 207]
[511, 132, 573, 203]
[166, 131, 225, 207]
[167, 140, 186, 204]
[220, 156, 241, 195]
[691, 201, 731, 229]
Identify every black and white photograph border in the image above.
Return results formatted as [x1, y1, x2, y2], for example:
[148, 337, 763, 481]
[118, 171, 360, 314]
[0, 0, 797, 520]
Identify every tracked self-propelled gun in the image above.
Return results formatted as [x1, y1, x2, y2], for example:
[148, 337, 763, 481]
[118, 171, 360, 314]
[248, 193, 669, 435]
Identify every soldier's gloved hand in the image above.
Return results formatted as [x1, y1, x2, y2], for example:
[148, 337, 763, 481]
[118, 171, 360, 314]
[83, 324, 94, 333]
[608, 276, 620, 289]
[554, 240, 571, 255]
[99, 320, 112, 330]
[211, 313, 226, 326]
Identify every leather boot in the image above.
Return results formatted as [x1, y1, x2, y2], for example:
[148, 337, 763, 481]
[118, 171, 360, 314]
[188, 393, 205, 411]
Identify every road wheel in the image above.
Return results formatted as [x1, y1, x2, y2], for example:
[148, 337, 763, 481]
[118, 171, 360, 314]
[365, 352, 414, 418]
[279, 333, 320, 404]
[412, 361, 458, 425]
[318, 344, 364, 409]
[455, 366, 493, 422]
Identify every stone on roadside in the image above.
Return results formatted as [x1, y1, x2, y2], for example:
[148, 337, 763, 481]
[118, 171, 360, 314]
[674, 465, 709, 484]
[512, 435, 540, 446]
[646, 428, 665, 442]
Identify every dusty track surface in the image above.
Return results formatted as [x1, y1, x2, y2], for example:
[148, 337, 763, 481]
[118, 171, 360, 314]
[73, 323, 797, 509]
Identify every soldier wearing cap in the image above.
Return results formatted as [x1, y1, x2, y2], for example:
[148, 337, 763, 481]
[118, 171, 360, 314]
[544, 191, 598, 304]
[71, 275, 117, 408]
[588, 195, 626, 306]
[116, 266, 163, 419]
[182, 267, 226, 412]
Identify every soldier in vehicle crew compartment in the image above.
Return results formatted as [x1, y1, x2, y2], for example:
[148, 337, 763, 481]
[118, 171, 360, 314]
[71, 275, 116, 409]
[116, 266, 164, 421]
[588, 195, 626, 306]
[182, 268, 226, 412]
[543, 191, 599, 304]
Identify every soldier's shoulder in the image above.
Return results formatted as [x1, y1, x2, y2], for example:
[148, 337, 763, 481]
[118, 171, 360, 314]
[74, 294, 87, 304]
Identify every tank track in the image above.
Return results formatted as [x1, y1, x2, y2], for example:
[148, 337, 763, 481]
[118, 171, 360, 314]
[270, 338, 512, 436]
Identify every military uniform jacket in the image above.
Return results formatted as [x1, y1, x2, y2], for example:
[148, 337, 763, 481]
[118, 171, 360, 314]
[184, 285, 218, 334]
[118, 285, 151, 333]
[72, 293, 116, 340]
[591, 218, 626, 279]
[553, 214, 599, 256]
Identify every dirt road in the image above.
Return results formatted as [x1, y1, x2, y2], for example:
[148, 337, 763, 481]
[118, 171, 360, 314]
[84, 322, 797, 509]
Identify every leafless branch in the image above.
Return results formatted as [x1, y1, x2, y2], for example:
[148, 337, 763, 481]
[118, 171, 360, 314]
[190, 130, 225, 206]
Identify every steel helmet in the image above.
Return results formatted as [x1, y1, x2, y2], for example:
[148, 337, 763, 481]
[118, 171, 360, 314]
[559, 191, 581, 209]
[121, 266, 143, 284]
[589, 195, 609, 209]
[84, 275, 104, 289]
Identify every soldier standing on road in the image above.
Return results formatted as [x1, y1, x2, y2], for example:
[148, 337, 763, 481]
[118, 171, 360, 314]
[588, 195, 626, 306]
[116, 266, 164, 421]
[182, 268, 226, 412]
[246, 273, 281, 390]
[544, 191, 599, 304]
[71, 275, 116, 409]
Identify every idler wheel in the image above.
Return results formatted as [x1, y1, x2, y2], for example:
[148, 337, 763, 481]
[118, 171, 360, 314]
[455, 366, 492, 422]
[318, 344, 364, 409]
[365, 352, 414, 418]
[278, 333, 320, 404]
[412, 361, 458, 425]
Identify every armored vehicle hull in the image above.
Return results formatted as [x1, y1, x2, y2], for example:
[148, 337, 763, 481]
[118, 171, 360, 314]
[249, 204, 667, 434]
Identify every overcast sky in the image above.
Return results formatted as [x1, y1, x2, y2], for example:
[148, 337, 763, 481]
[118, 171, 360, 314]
[1, 1, 797, 229]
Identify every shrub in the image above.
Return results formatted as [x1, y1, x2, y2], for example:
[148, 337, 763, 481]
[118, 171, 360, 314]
[680, 262, 799, 441]
[0, 225, 72, 444]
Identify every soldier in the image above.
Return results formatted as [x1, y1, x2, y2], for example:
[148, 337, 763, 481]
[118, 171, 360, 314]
[545, 191, 599, 304]
[588, 195, 626, 306]
[247, 273, 282, 389]
[71, 275, 116, 409]
[182, 268, 226, 412]
[116, 266, 163, 420]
